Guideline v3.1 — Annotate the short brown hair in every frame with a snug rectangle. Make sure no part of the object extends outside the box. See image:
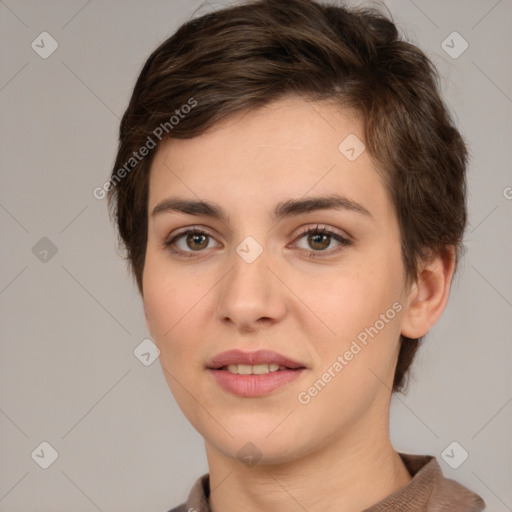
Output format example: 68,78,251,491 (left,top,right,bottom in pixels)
107,0,468,392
